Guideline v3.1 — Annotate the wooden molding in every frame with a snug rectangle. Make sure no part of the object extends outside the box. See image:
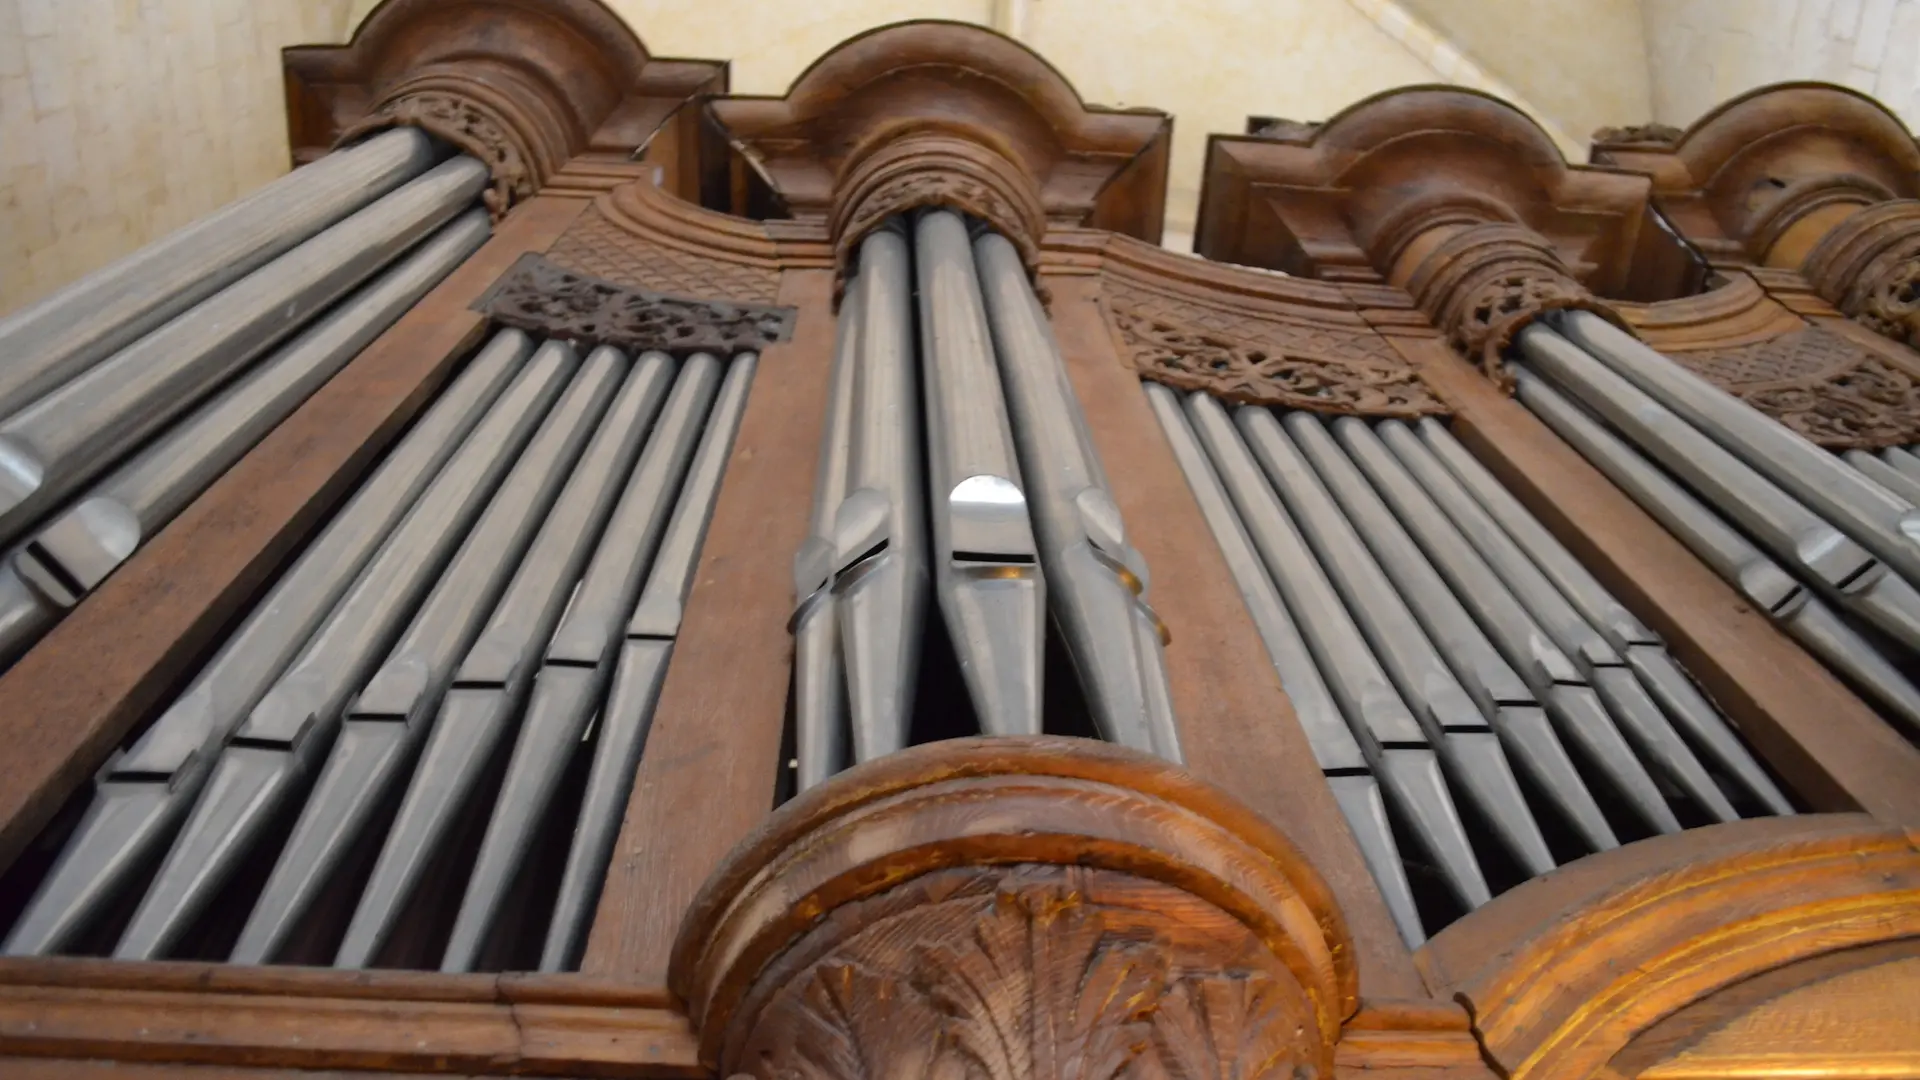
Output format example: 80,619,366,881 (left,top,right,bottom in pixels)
283,0,728,211
670,736,1355,1080
708,20,1172,262
1417,814,1920,1080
